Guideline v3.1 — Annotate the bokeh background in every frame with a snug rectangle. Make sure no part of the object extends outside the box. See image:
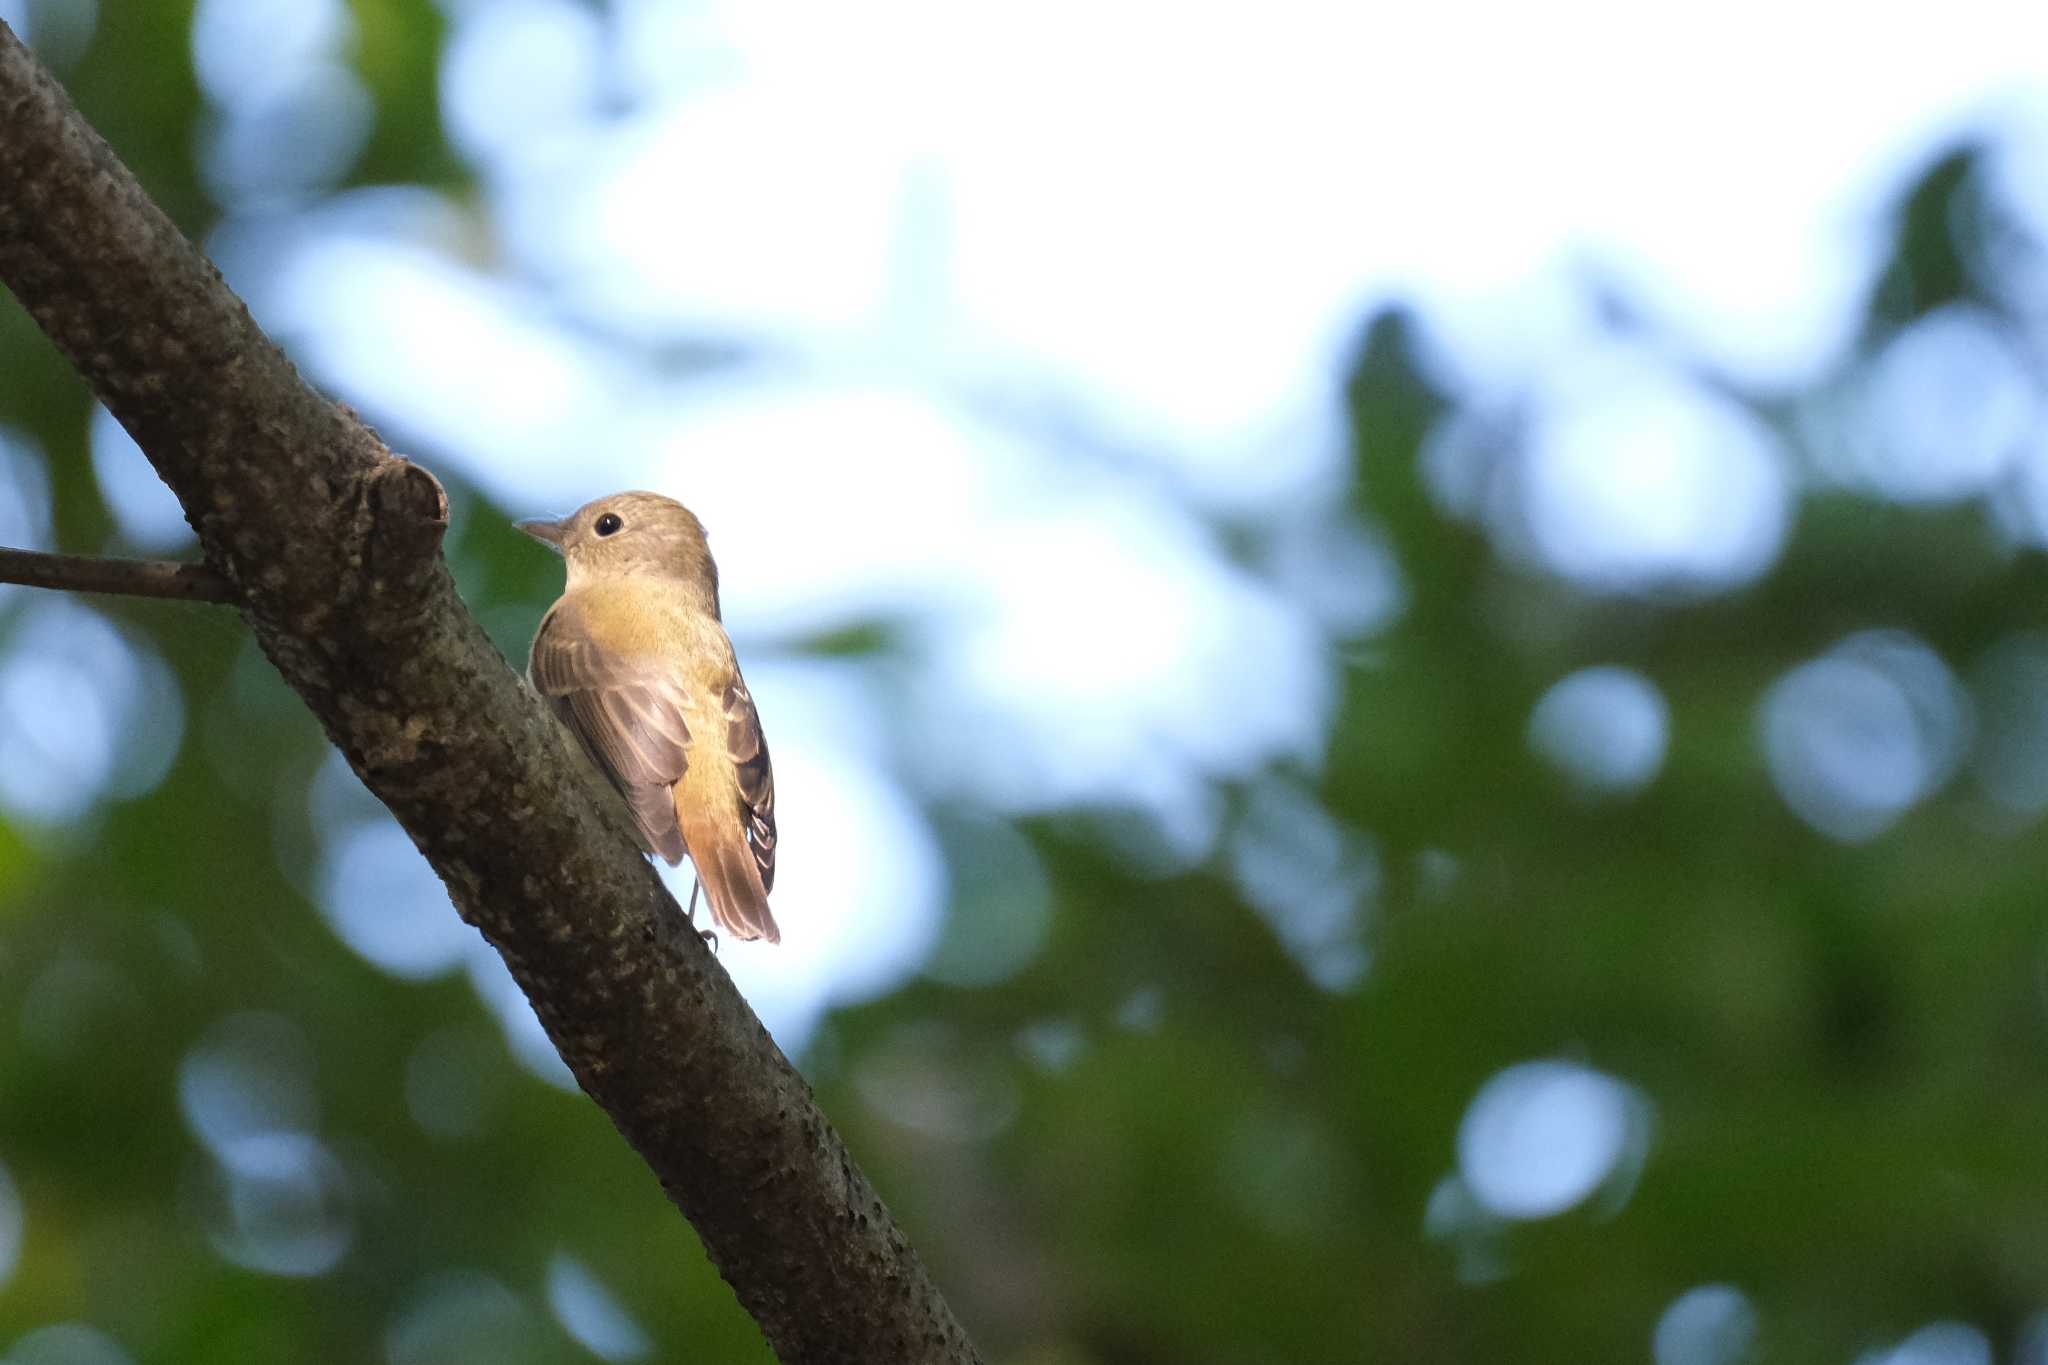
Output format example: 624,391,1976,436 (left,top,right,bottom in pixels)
7,1,2048,1361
